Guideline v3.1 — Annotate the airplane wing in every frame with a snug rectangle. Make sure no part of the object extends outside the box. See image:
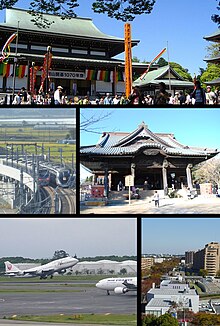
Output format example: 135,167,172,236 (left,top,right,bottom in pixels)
122,280,137,291
23,269,55,277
